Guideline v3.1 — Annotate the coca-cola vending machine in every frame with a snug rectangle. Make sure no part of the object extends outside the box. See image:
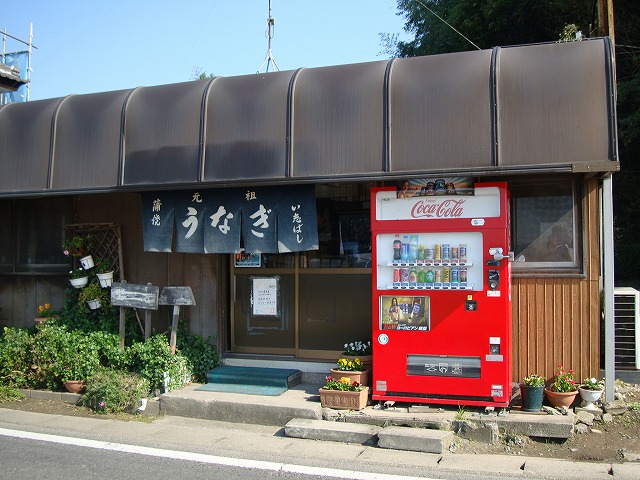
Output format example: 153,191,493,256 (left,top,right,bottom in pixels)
370,182,512,407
